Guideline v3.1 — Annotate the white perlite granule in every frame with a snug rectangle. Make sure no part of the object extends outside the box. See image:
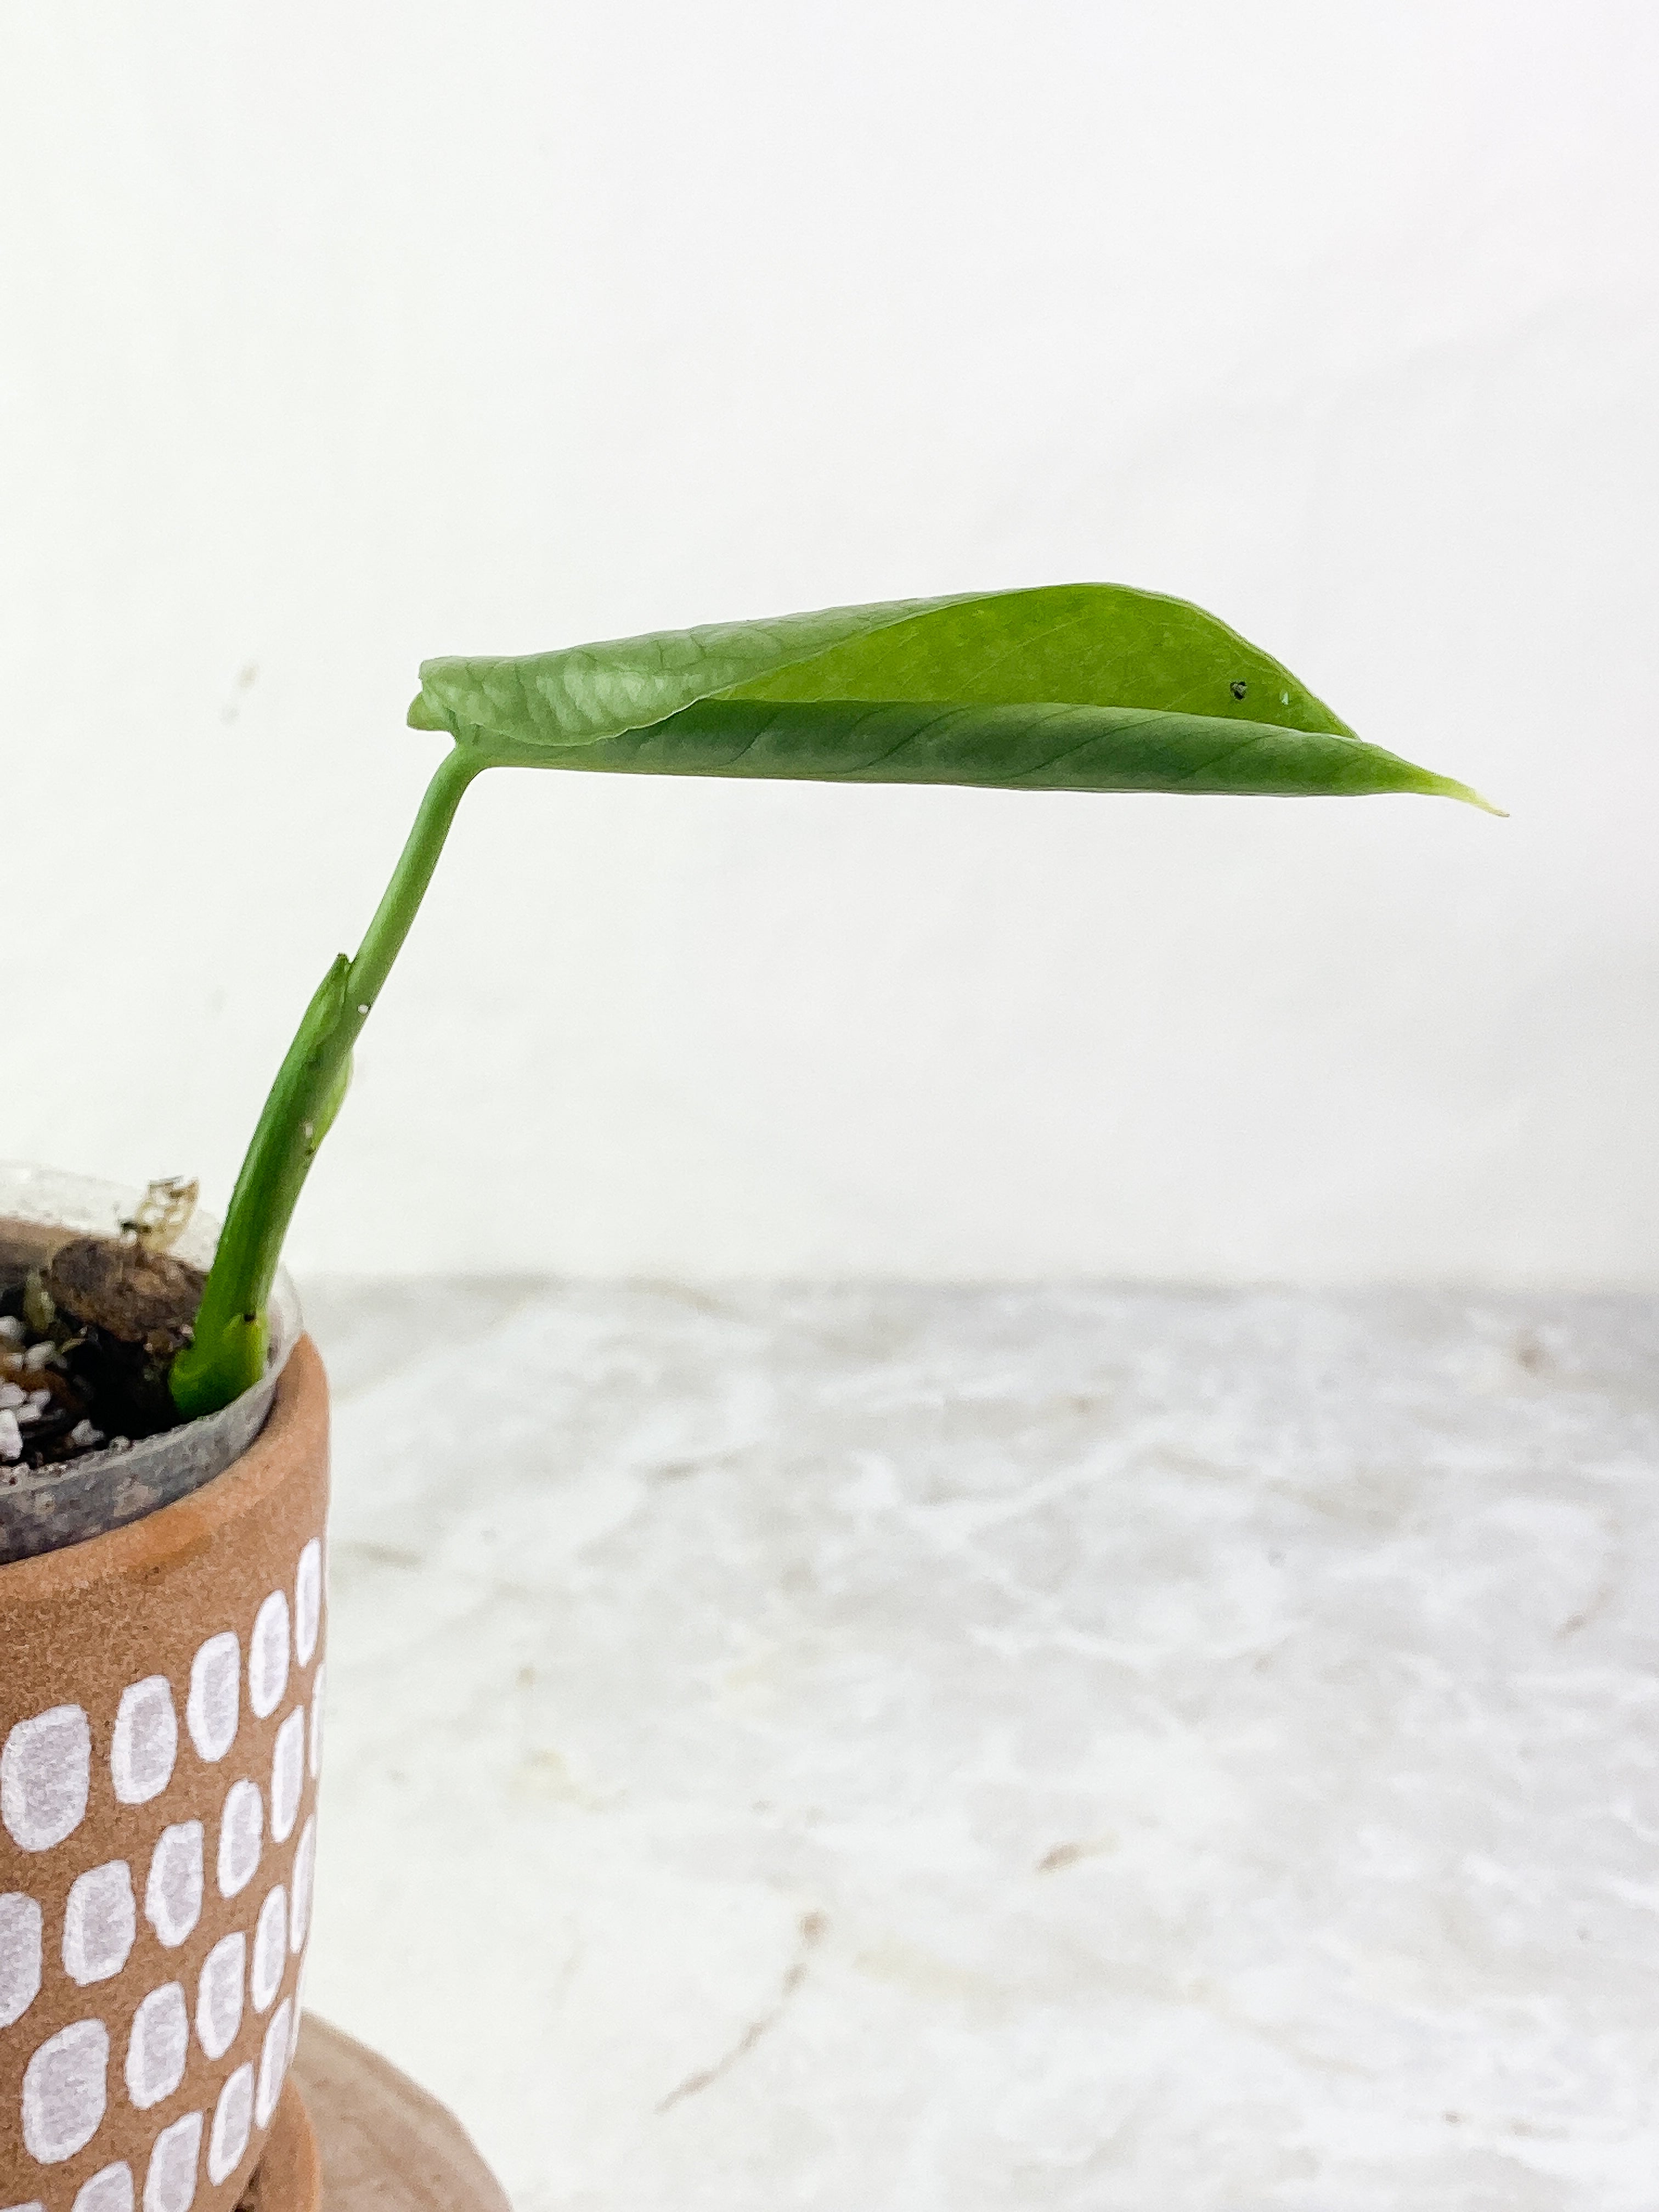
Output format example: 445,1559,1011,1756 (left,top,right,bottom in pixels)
0,1409,21,1462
